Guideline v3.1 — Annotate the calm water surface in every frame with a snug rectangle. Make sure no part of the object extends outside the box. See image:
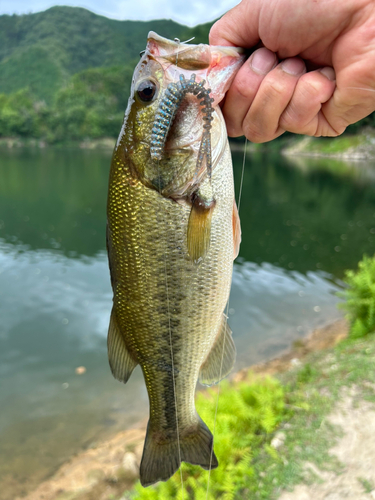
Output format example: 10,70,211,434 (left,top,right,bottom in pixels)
1,146,375,497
